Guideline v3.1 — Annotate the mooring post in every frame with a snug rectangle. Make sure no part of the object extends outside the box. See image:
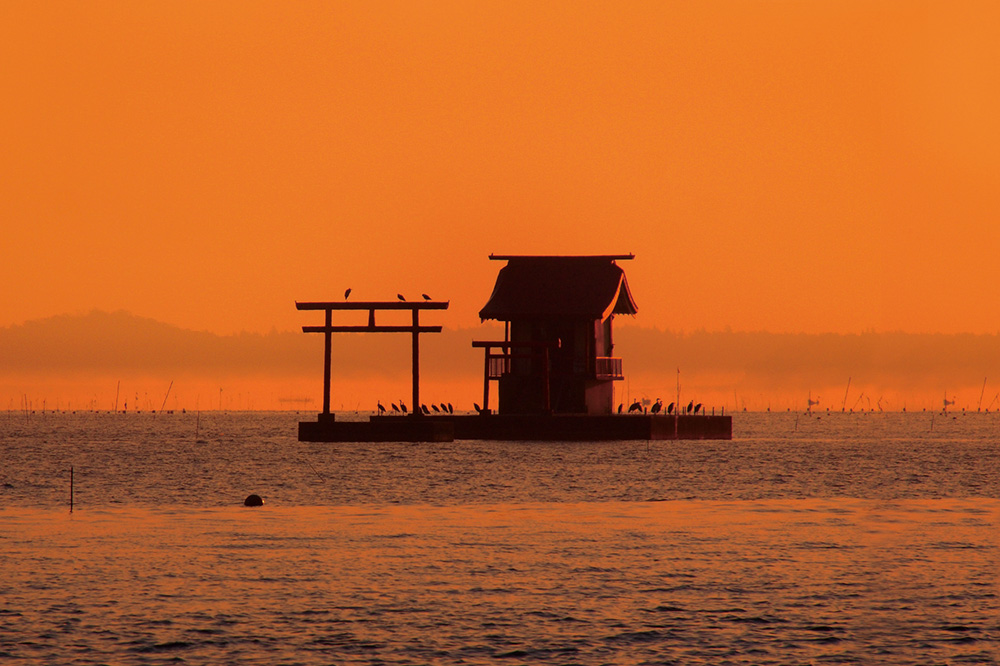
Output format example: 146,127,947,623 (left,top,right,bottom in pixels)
411,307,420,416
323,308,332,417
